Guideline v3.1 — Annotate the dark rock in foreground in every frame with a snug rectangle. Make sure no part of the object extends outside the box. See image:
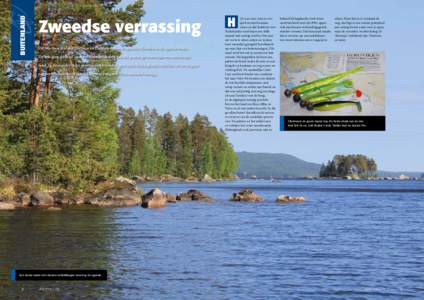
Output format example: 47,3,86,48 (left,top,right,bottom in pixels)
142,188,167,208
177,189,214,202
230,189,263,202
